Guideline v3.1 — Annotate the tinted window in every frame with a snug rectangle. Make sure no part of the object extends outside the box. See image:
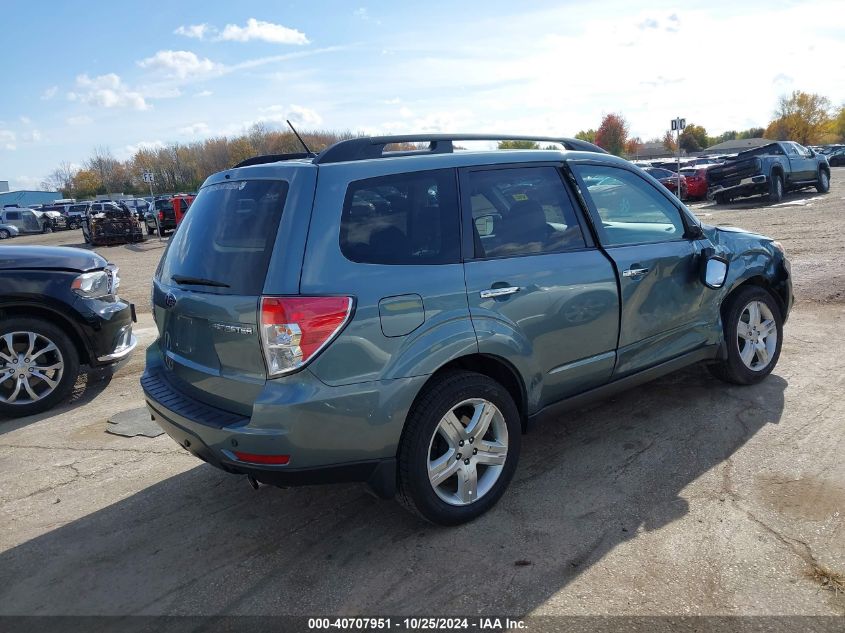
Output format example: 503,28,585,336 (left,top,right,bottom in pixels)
159,179,288,295
6,211,20,220
467,166,585,258
572,164,685,246
340,169,460,265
